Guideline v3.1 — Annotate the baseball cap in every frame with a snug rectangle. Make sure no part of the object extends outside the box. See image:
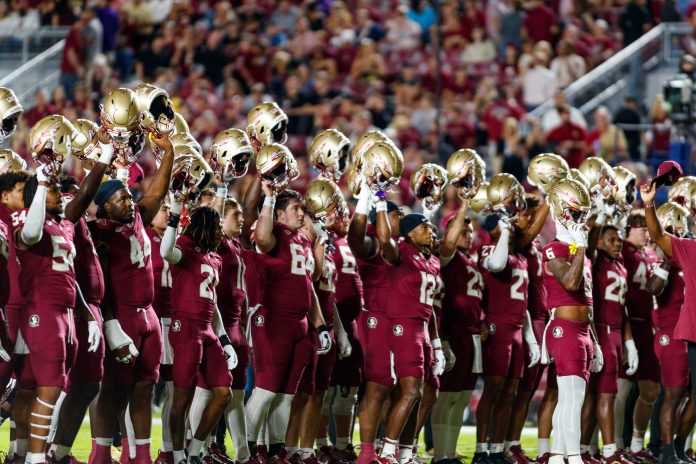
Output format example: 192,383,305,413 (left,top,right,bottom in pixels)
652,160,683,187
